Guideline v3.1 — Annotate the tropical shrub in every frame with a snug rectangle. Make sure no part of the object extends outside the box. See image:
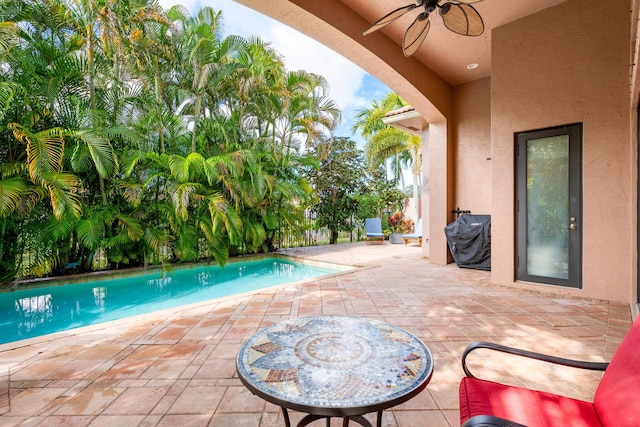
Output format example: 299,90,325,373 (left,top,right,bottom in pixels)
0,1,341,285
